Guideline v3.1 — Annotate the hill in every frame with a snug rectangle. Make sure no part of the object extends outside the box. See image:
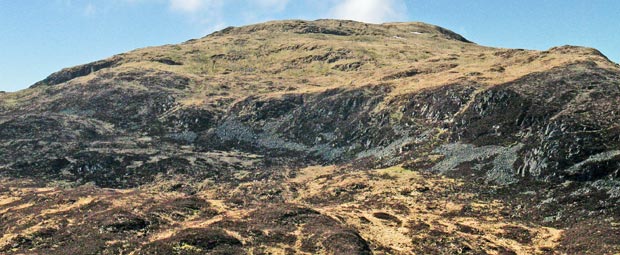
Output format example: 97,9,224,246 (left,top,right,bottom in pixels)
1,19,620,254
